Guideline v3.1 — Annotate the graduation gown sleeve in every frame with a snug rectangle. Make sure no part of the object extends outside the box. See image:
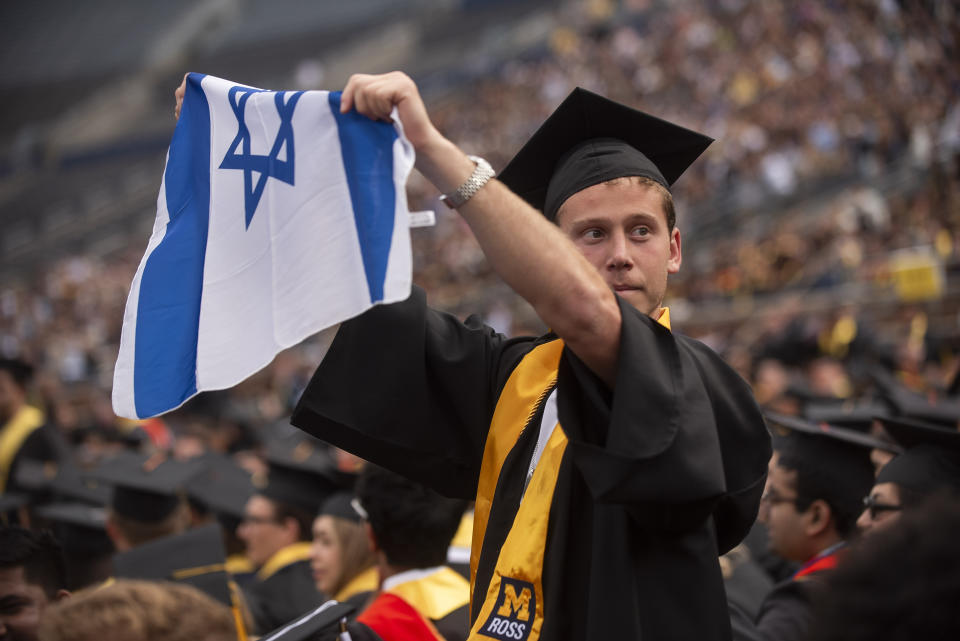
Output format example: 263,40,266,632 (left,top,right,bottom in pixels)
557,296,771,552
292,286,534,500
